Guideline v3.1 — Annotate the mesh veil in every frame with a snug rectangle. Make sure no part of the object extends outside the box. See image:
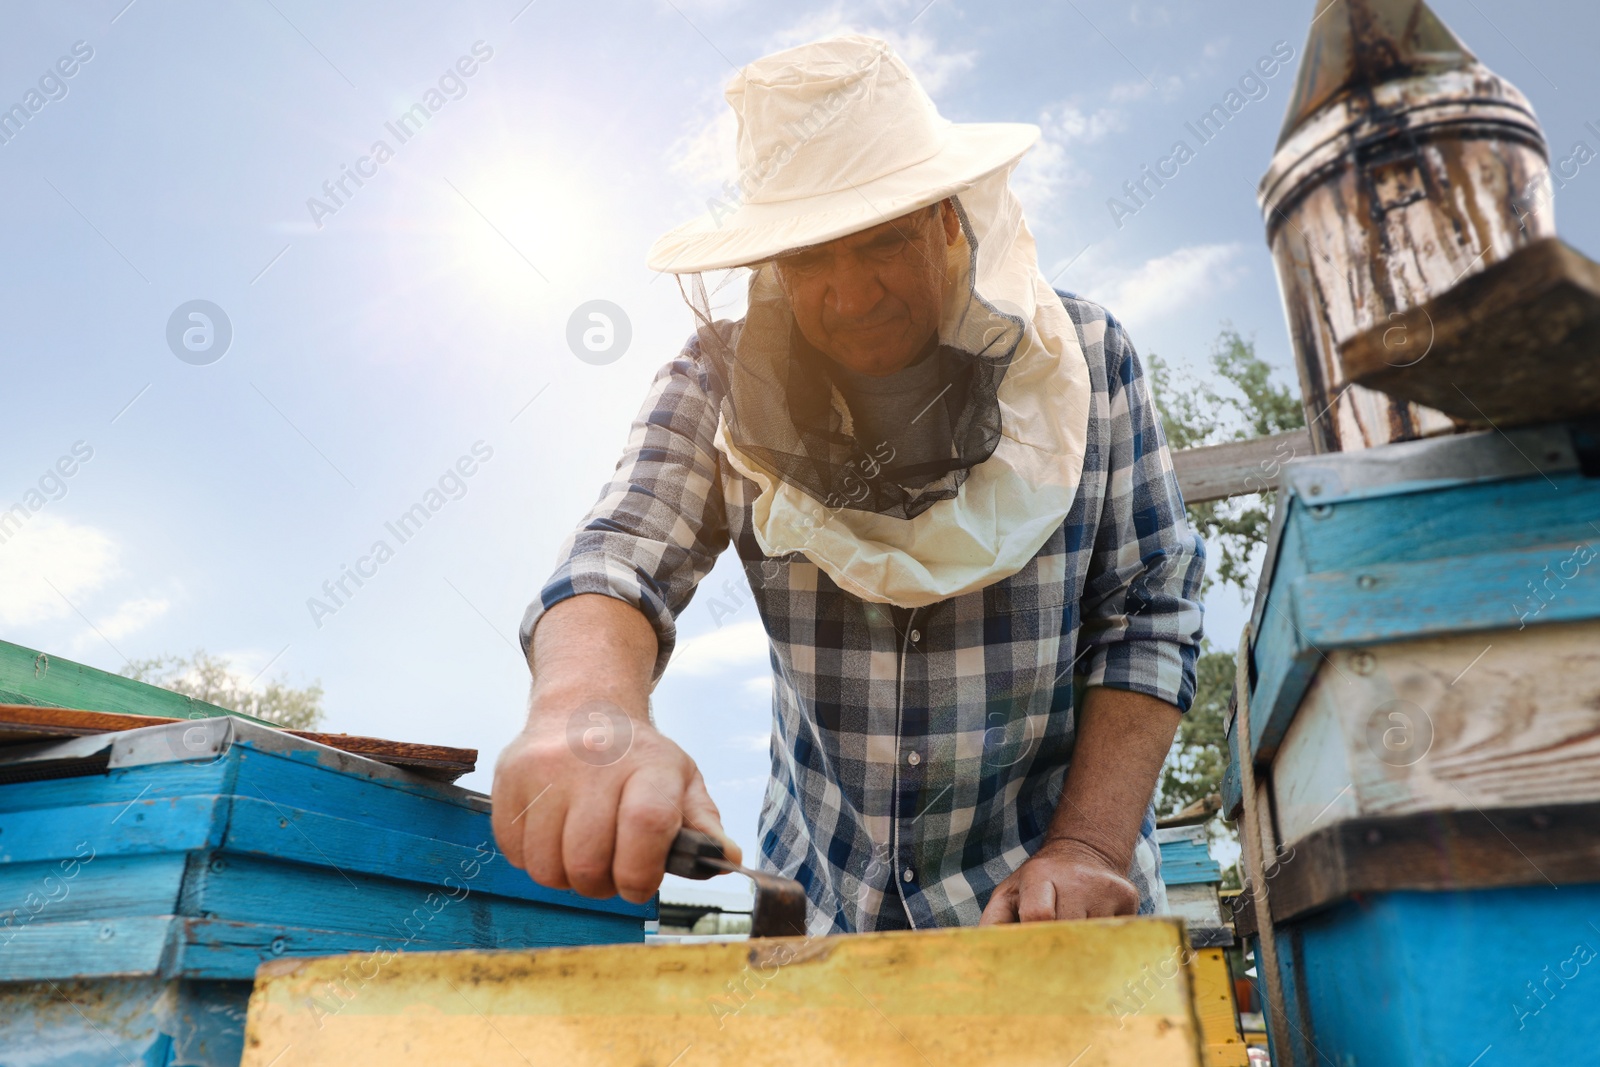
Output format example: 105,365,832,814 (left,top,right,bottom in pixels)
677,196,1025,521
